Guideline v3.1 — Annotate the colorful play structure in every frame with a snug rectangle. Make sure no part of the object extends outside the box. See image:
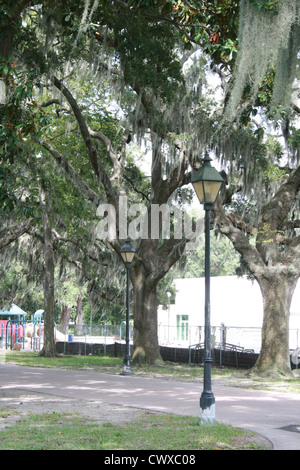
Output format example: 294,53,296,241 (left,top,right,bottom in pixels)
0,304,44,351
